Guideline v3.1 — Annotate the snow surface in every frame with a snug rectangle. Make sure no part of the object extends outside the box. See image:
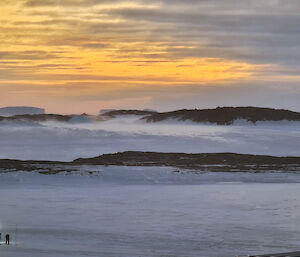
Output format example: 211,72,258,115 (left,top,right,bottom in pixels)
0,116,299,161
1,115,299,257
1,169,300,257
